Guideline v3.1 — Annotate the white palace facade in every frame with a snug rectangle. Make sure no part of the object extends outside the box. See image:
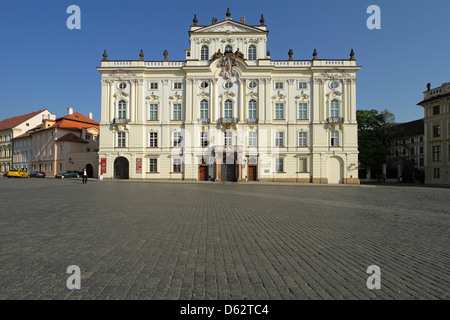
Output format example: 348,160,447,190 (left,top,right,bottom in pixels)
97,10,361,183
